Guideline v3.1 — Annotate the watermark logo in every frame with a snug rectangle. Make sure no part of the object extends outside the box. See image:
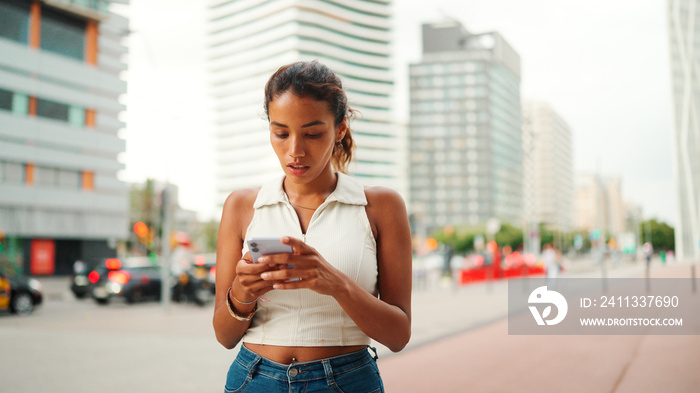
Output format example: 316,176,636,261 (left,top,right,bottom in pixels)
528,286,568,326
